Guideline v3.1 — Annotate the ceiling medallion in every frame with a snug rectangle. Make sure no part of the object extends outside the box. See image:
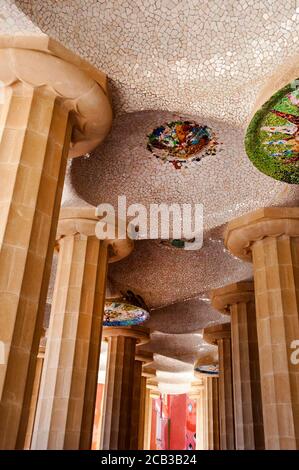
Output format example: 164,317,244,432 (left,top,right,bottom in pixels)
157,238,200,250
103,301,149,327
246,79,299,183
147,120,221,170
194,364,219,376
